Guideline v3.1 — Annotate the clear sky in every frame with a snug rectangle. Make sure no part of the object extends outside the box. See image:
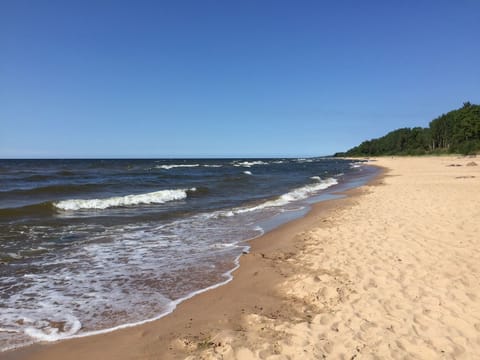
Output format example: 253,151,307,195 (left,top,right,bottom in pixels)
1,0,479,158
